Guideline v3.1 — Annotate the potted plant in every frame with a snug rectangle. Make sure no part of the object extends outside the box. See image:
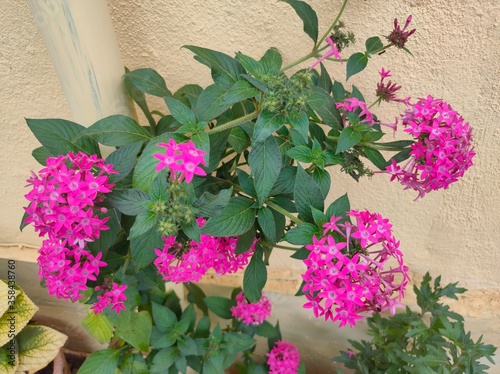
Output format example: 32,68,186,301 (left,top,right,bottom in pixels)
18,0,491,372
